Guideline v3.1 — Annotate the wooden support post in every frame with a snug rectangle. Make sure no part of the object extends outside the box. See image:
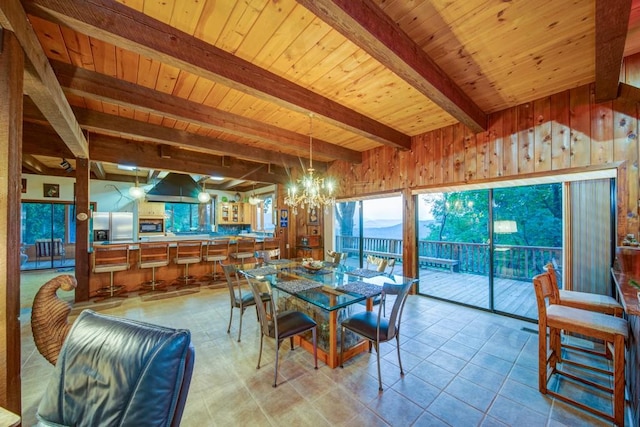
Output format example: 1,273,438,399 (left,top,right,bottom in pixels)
75,158,90,301
0,28,24,415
